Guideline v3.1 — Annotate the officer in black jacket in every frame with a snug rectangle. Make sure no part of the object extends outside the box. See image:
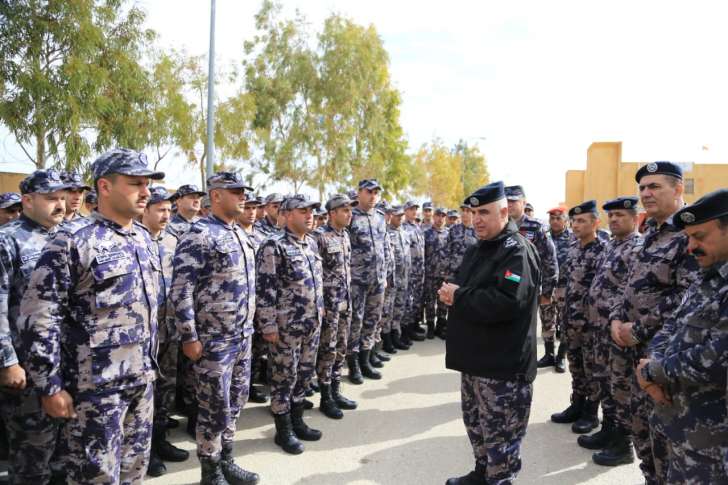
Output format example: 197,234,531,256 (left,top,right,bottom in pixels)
440,181,541,485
